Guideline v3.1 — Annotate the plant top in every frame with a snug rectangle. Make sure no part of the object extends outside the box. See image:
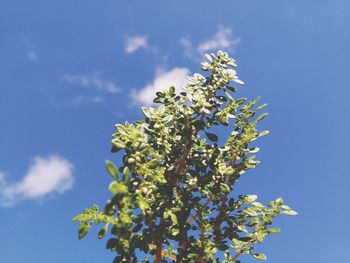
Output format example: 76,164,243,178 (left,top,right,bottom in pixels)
73,51,296,262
